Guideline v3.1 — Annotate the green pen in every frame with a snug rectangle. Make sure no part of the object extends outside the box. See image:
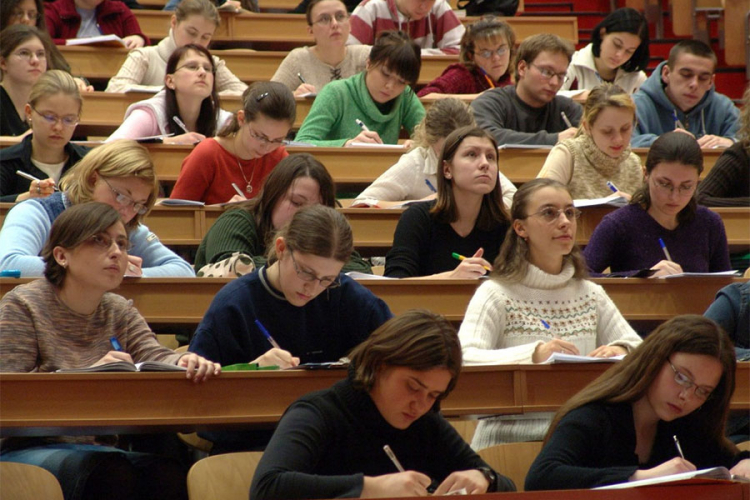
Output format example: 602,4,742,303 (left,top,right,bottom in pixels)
451,252,491,272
